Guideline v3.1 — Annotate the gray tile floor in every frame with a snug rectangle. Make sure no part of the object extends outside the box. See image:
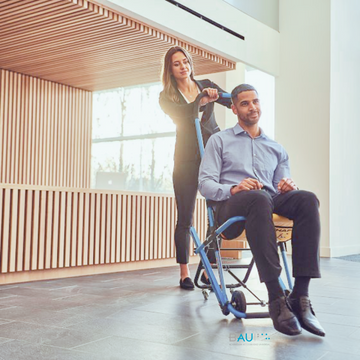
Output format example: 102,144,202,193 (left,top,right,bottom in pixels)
0,256,360,360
